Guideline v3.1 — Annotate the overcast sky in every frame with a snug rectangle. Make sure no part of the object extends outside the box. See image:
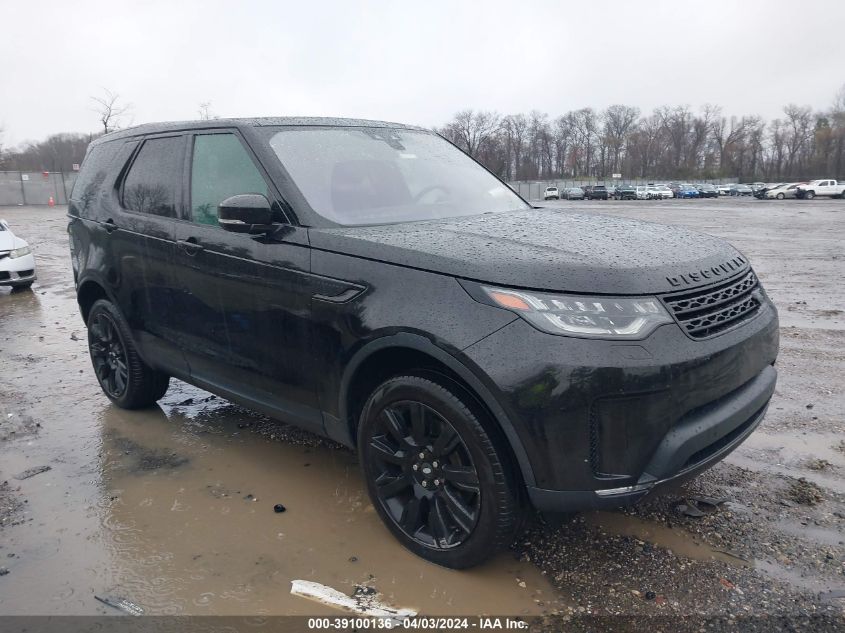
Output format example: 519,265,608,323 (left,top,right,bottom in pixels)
2,0,844,146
